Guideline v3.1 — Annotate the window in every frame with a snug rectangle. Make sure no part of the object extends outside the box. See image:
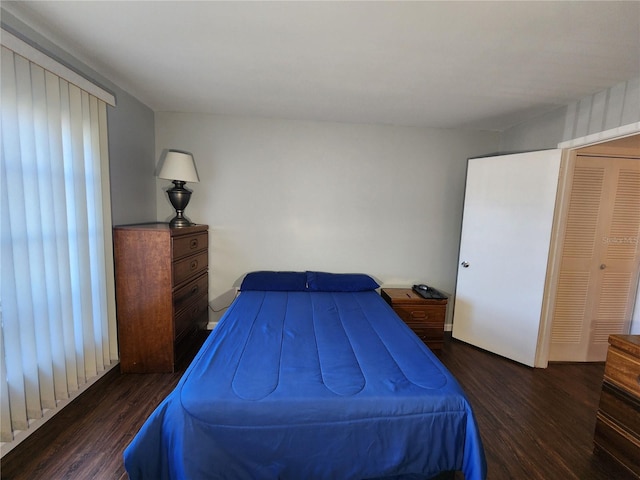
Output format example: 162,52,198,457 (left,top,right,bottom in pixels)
0,29,117,453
